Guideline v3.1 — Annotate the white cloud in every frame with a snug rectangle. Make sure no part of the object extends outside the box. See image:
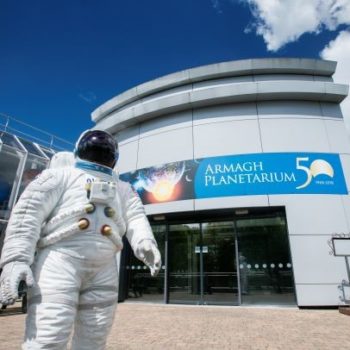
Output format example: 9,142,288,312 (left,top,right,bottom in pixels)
321,30,350,130
244,0,350,51
241,0,350,130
